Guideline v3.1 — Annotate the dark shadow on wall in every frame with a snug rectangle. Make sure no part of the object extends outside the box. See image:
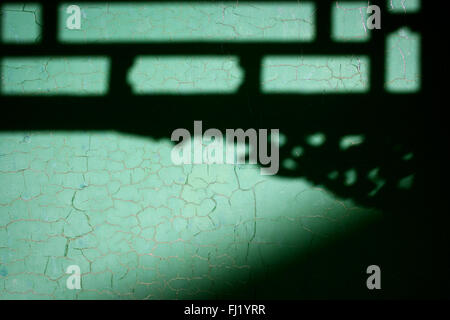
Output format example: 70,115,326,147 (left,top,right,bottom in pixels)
0,0,447,298
0,0,428,211
202,201,445,300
